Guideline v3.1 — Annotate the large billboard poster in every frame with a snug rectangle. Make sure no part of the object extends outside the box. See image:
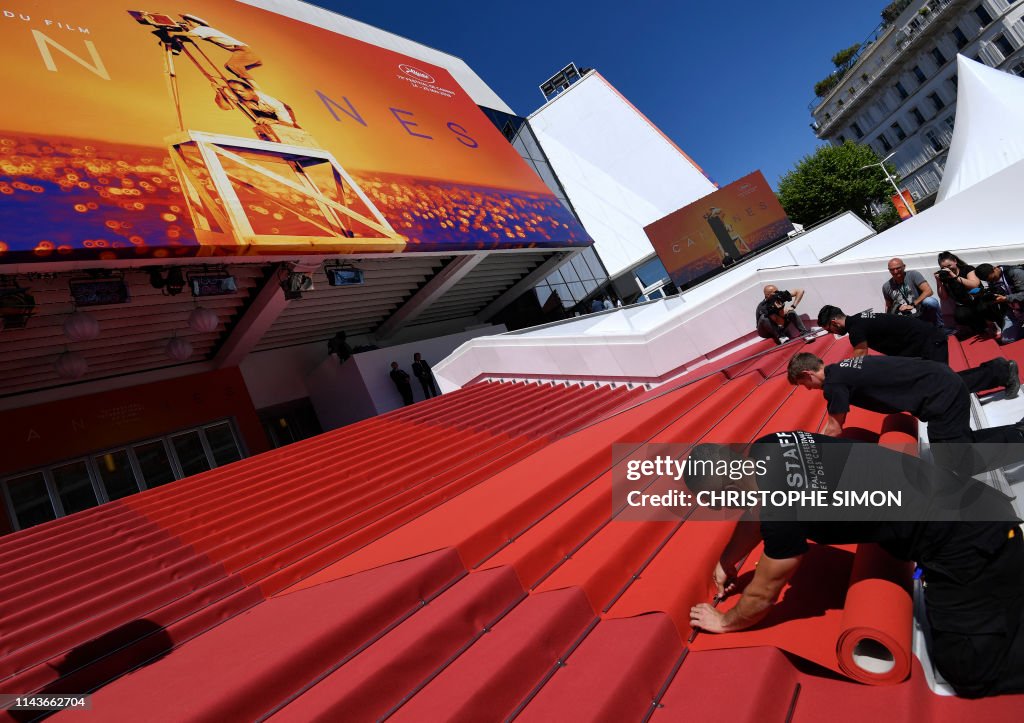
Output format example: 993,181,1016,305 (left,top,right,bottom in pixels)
0,1,591,262
644,170,794,287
